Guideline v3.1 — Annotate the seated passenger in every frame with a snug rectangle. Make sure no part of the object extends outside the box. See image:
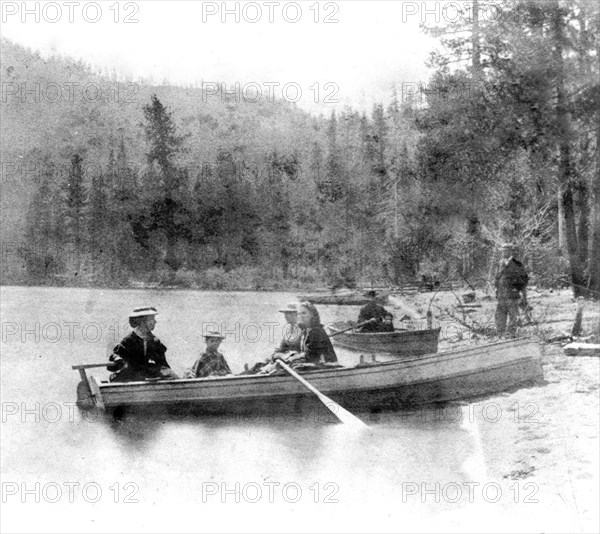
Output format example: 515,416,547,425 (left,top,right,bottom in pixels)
249,302,337,374
185,331,232,378
358,291,394,332
275,303,302,353
108,306,178,382
243,303,301,375
296,301,338,364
